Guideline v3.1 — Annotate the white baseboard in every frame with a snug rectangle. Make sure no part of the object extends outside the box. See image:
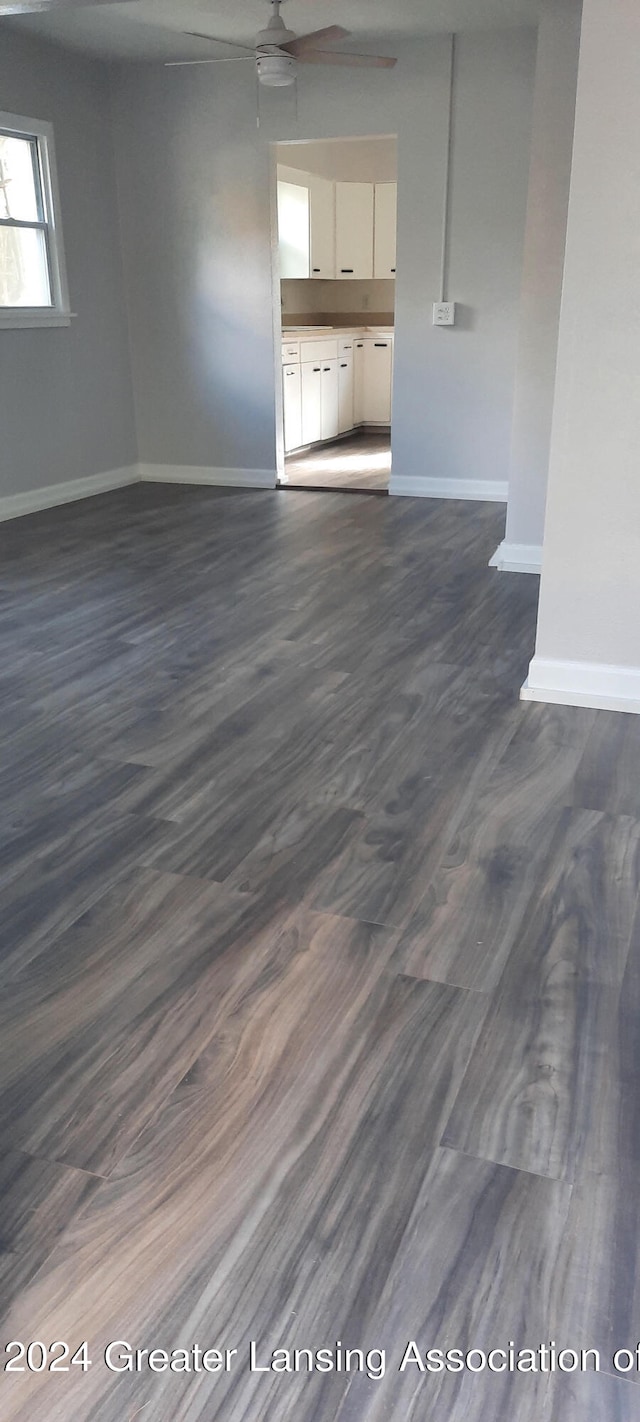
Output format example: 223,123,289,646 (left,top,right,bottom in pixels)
489,540,542,574
522,657,640,715
138,464,276,489
389,476,508,502
0,462,277,522
0,466,138,523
